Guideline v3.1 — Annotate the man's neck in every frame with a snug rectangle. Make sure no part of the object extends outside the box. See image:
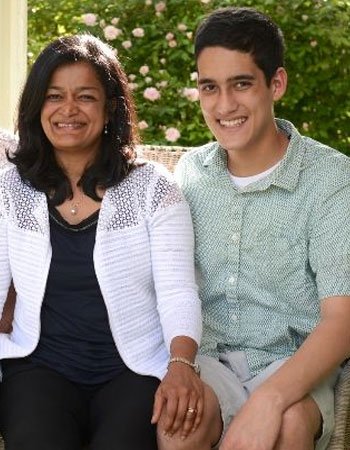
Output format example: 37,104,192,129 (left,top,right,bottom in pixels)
227,129,289,177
